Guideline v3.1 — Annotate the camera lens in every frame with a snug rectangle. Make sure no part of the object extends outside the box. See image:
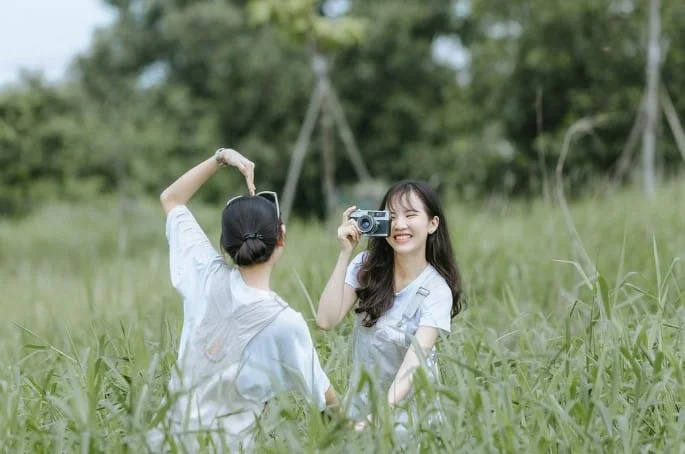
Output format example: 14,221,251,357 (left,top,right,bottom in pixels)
357,215,375,233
